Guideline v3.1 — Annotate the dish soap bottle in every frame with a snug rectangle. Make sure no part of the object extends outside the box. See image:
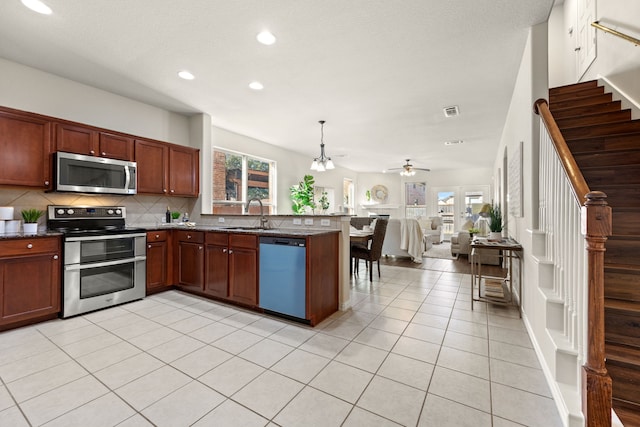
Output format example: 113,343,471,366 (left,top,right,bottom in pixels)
165,206,171,223
182,212,189,223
